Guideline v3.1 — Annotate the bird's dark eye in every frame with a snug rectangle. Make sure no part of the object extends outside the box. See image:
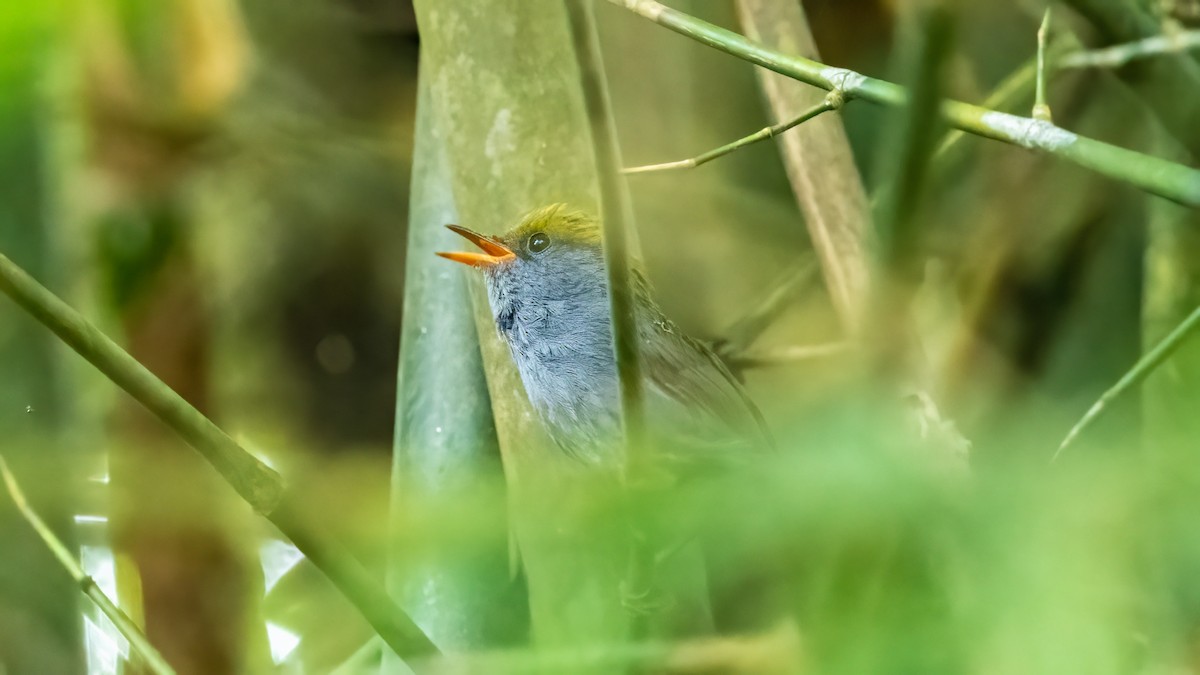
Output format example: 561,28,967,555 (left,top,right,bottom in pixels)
528,232,550,253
